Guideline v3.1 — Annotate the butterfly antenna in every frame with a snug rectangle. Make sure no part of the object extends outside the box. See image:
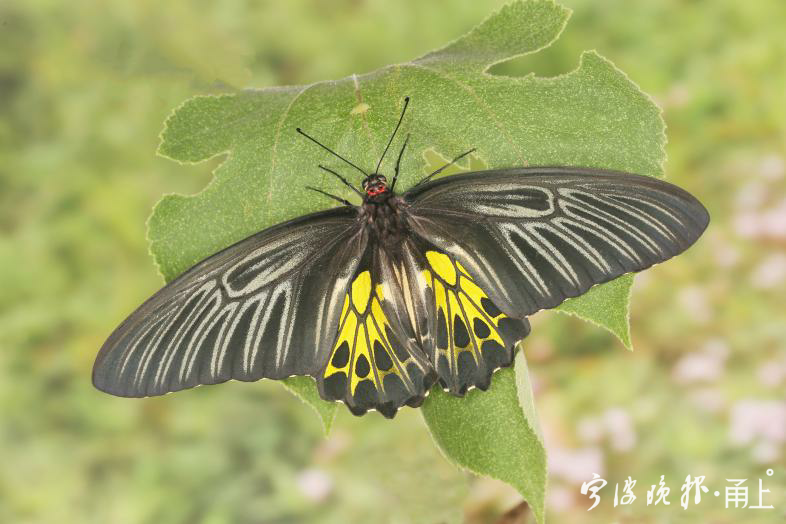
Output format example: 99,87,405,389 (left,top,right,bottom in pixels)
296,127,368,177
319,165,364,197
390,133,410,192
415,148,477,187
375,96,410,174
305,186,354,207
